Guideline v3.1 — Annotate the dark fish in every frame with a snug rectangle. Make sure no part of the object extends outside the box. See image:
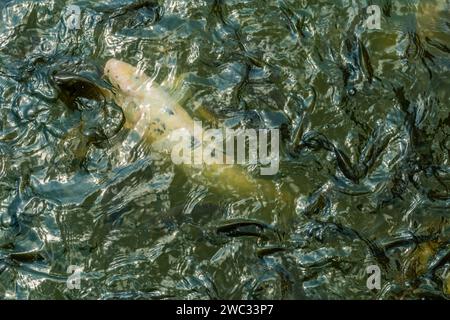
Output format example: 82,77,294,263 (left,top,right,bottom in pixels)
279,2,307,39
300,131,334,152
310,220,390,269
382,1,392,17
53,72,110,108
96,0,163,27
51,68,125,143
333,146,361,183
298,190,330,217
9,251,45,264
426,38,450,54
393,86,411,114
211,0,230,26
380,232,435,252
250,262,294,299
297,131,366,183
256,246,287,258
358,39,374,84
408,32,434,78
428,190,450,201
96,0,157,15
359,126,394,172
216,220,281,241
288,88,316,155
